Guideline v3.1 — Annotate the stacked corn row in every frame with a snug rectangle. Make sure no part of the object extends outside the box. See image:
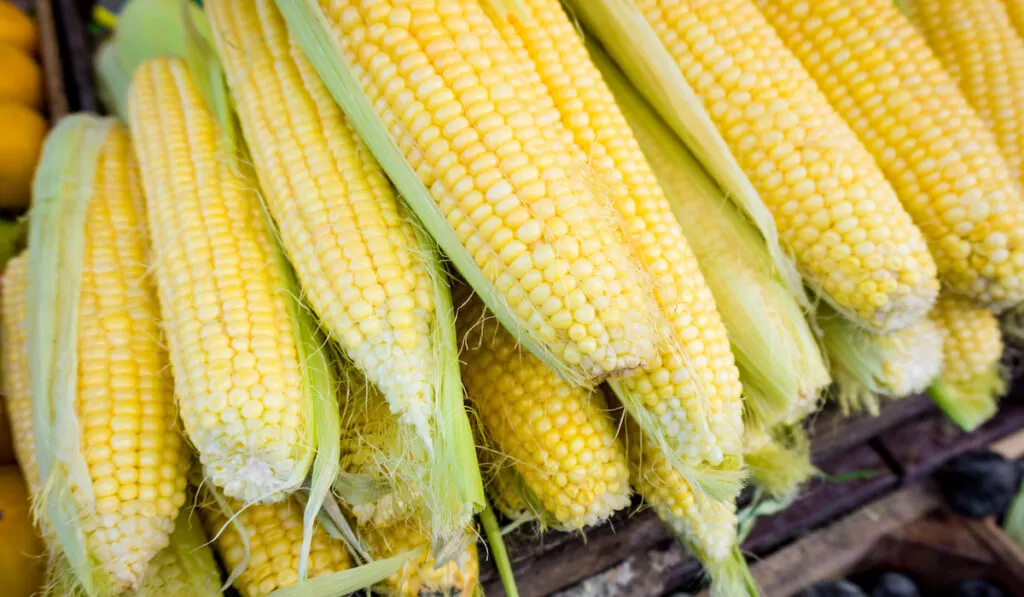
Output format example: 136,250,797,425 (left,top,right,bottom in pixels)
7,0,1024,595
